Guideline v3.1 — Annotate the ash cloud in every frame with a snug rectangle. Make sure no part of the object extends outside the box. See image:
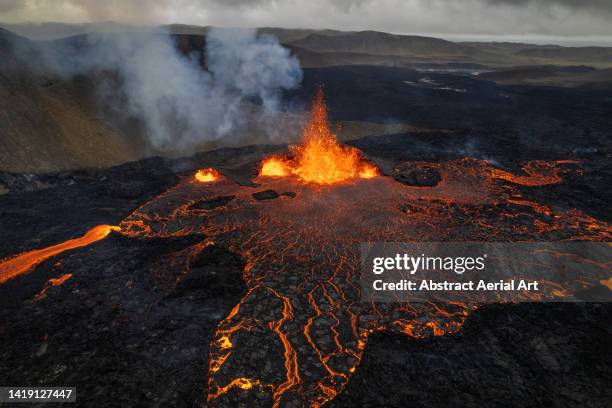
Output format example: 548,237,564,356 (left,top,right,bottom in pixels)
45,27,302,150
